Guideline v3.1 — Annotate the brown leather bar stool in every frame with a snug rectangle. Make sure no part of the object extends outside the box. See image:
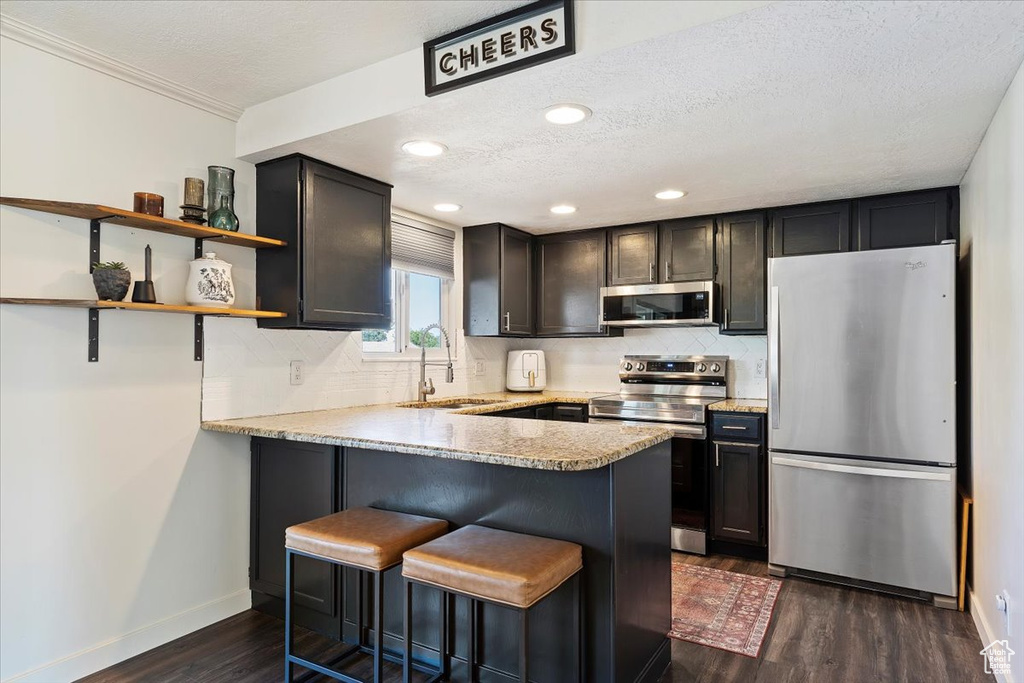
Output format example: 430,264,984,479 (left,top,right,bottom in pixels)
401,525,583,683
284,507,448,683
